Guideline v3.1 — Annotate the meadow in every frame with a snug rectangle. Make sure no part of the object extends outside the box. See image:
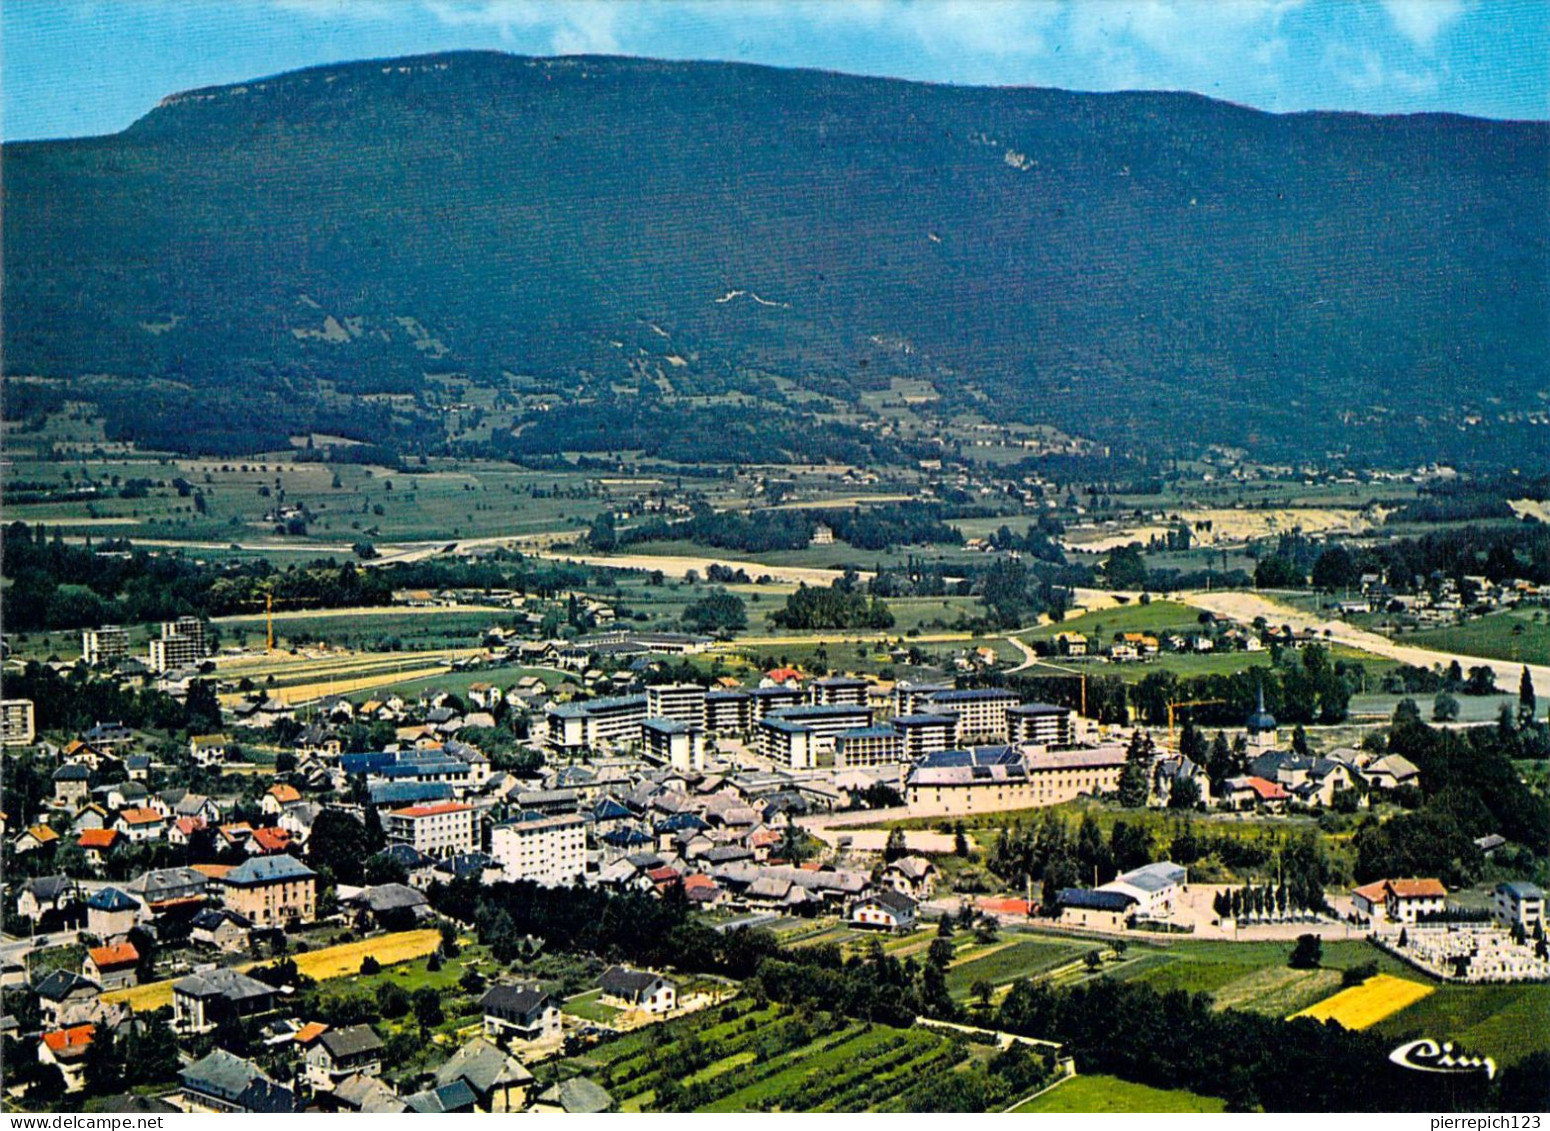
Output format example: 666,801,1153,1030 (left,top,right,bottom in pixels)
1012,1074,1225,1114
1409,609,1550,668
